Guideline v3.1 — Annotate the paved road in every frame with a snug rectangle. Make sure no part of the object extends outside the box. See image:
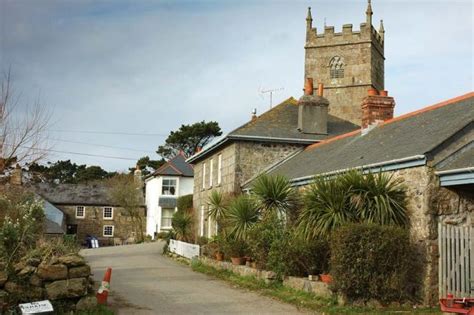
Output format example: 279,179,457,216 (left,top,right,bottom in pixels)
81,242,309,315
